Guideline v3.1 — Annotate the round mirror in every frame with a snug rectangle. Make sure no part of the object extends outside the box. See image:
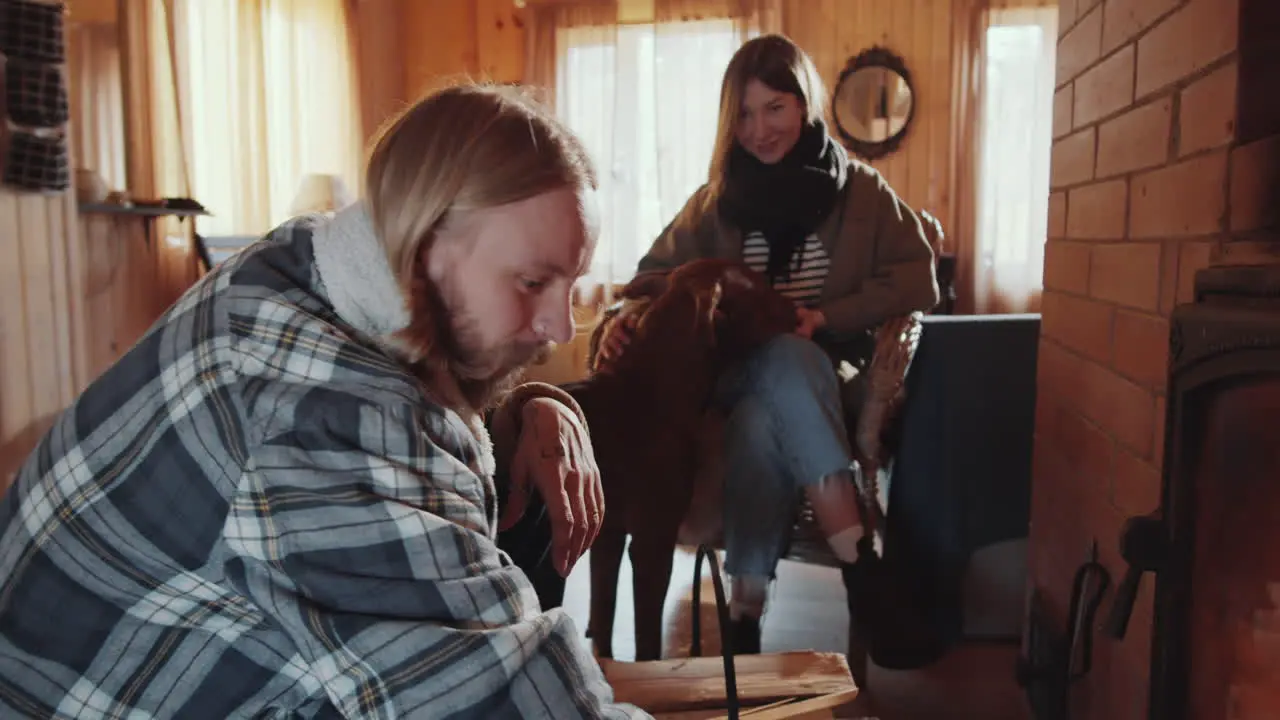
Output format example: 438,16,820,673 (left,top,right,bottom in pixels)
832,47,916,161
